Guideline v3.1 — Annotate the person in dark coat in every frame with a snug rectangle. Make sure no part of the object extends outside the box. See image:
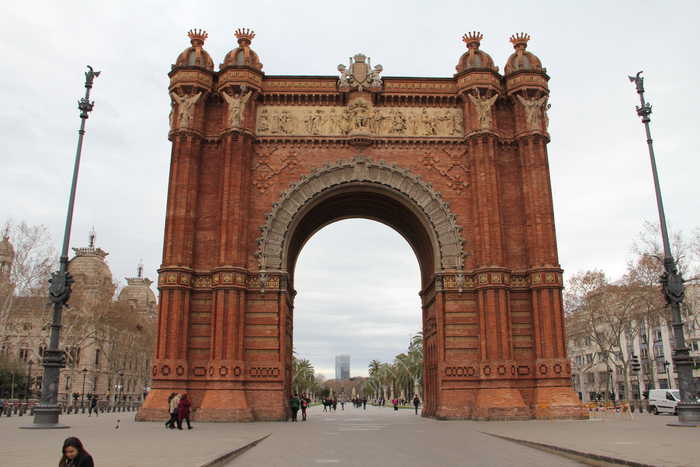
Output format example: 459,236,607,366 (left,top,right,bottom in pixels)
413,395,420,415
58,437,94,467
88,396,98,417
289,393,301,422
177,393,192,430
300,395,309,421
